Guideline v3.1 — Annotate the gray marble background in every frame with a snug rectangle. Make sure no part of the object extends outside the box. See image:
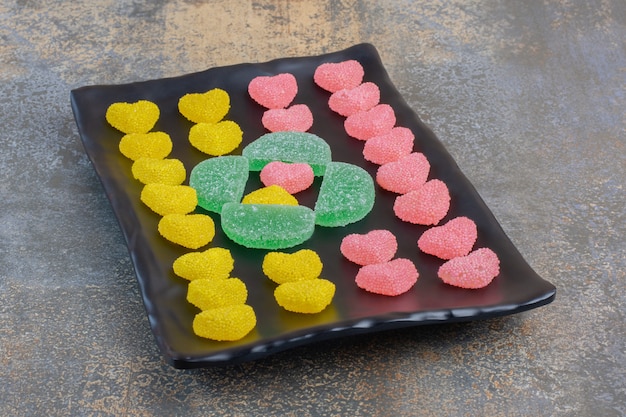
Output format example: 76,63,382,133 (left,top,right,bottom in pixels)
1,1,624,416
